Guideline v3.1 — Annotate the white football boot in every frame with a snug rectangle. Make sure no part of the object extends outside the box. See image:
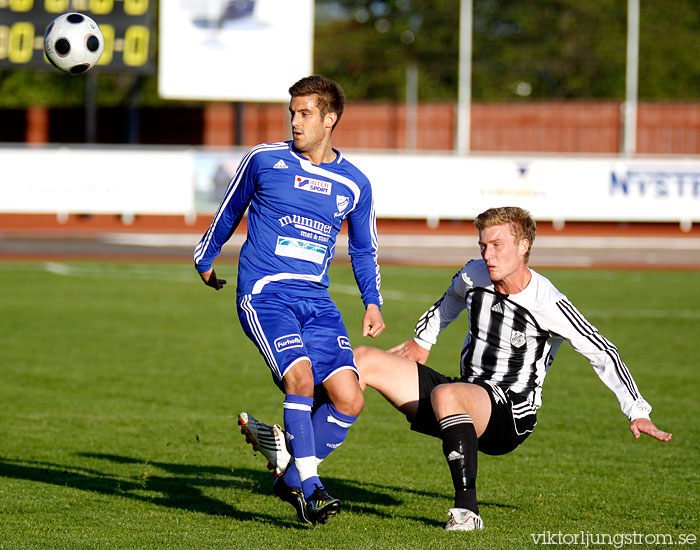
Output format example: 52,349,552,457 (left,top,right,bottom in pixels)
444,508,484,531
238,412,291,476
